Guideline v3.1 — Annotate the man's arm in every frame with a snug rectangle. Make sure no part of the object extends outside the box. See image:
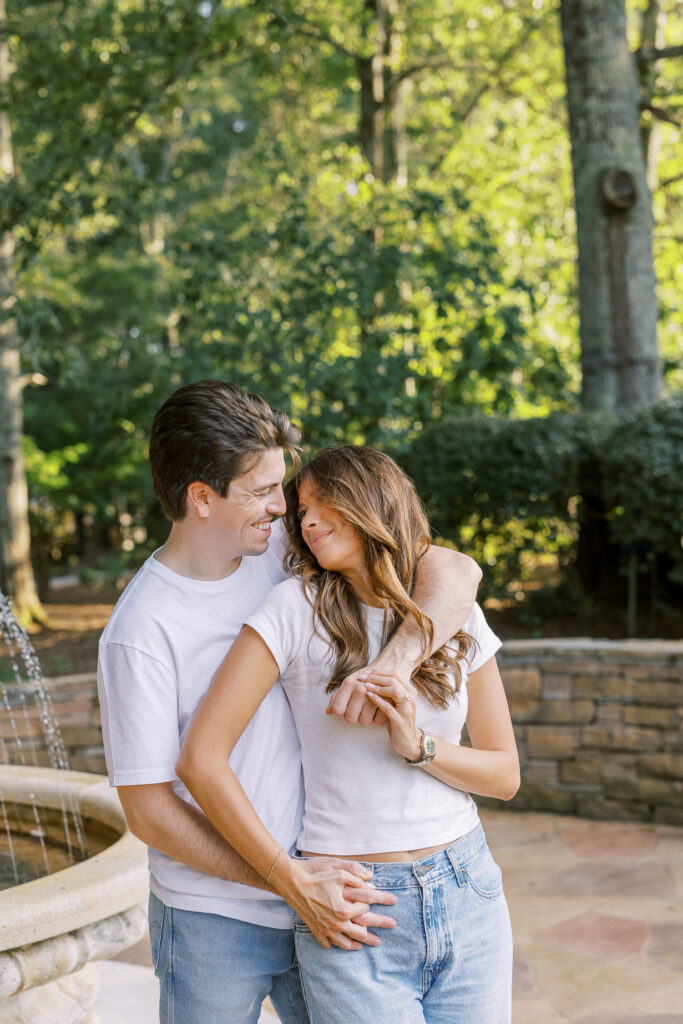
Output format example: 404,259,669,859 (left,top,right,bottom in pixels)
118,781,396,941
118,782,271,889
327,546,481,724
